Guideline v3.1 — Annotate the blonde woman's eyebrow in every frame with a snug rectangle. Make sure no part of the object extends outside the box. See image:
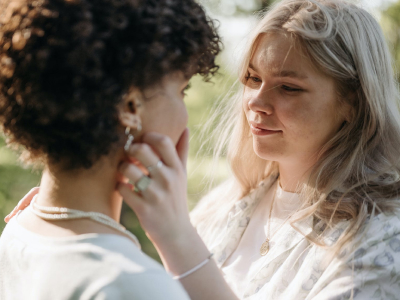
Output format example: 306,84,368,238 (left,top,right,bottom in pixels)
248,63,260,73
248,63,308,80
272,70,308,79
